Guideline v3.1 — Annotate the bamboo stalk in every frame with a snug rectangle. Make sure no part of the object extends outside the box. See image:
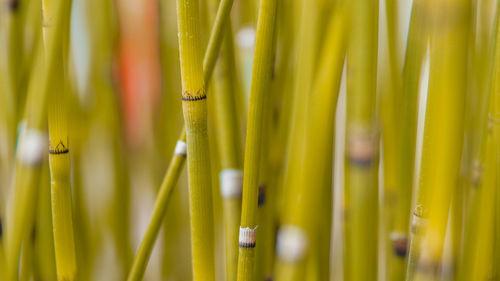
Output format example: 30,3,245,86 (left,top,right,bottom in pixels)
128,0,238,277
459,6,499,280
209,19,243,281
41,0,77,280
236,0,277,280
406,0,470,279
379,0,403,277
344,0,379,279
274,6,346,281
3,16,48,281
128,130,187,281
383,0,428,279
